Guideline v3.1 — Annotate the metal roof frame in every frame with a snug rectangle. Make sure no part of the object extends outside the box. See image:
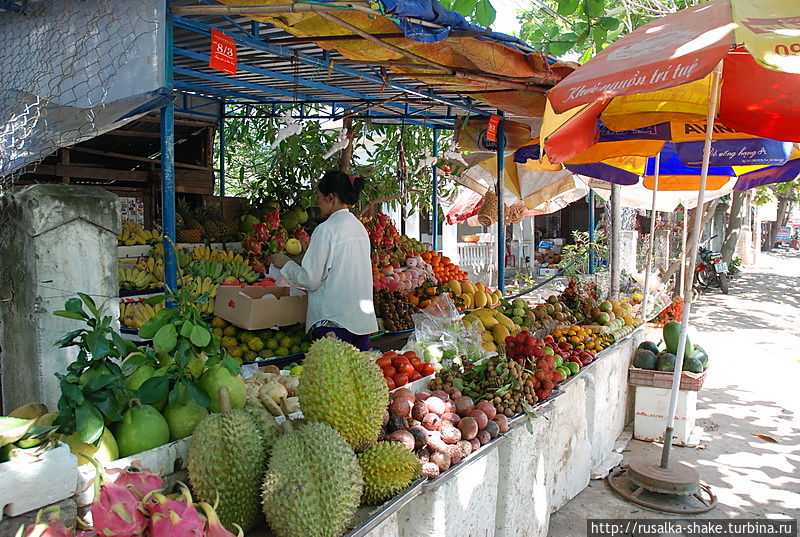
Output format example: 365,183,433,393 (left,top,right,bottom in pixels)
161,1,523,293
